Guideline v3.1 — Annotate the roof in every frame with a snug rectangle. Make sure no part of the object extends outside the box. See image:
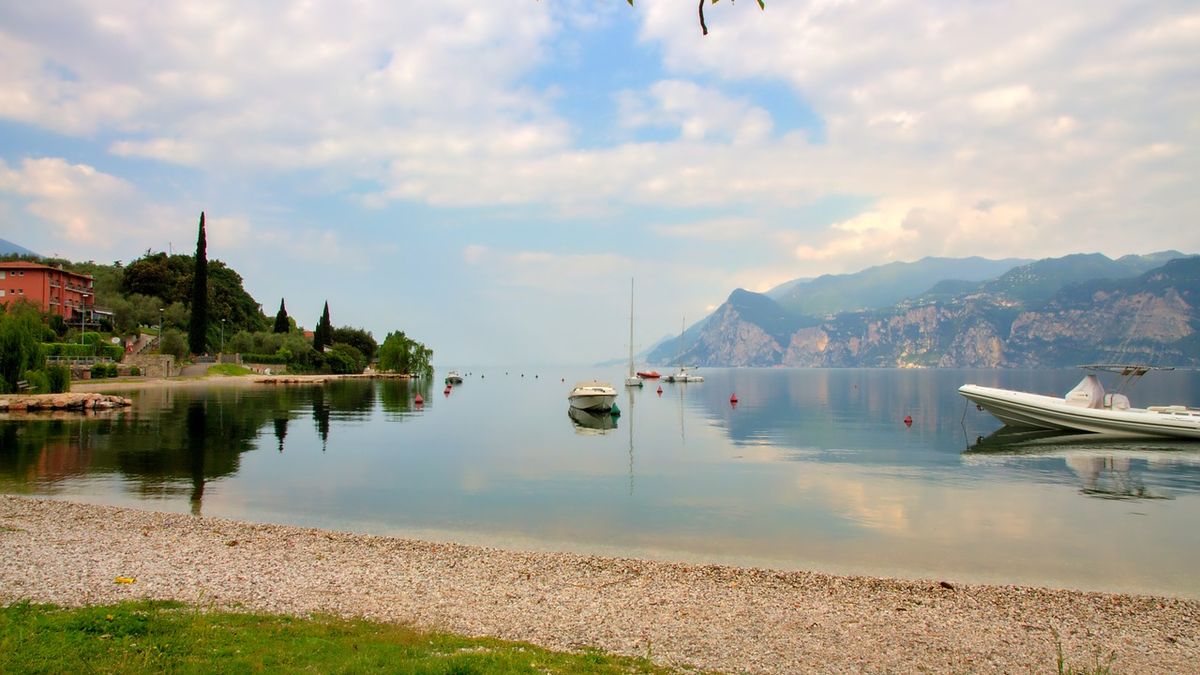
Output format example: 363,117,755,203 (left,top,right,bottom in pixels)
0,261,93,279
